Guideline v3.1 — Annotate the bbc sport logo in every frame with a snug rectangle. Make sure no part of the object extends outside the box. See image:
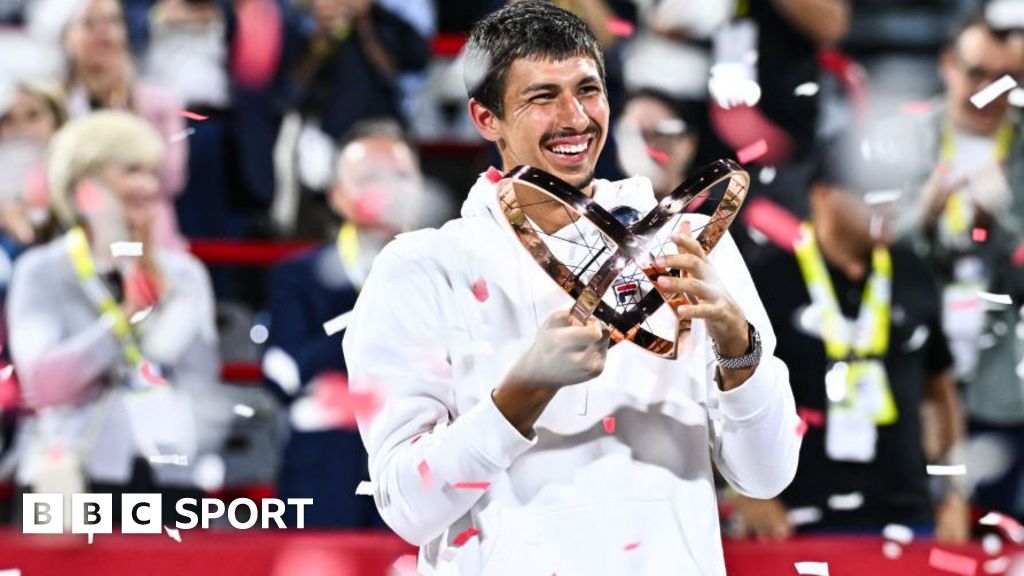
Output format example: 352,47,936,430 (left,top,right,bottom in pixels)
23,494,314,539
